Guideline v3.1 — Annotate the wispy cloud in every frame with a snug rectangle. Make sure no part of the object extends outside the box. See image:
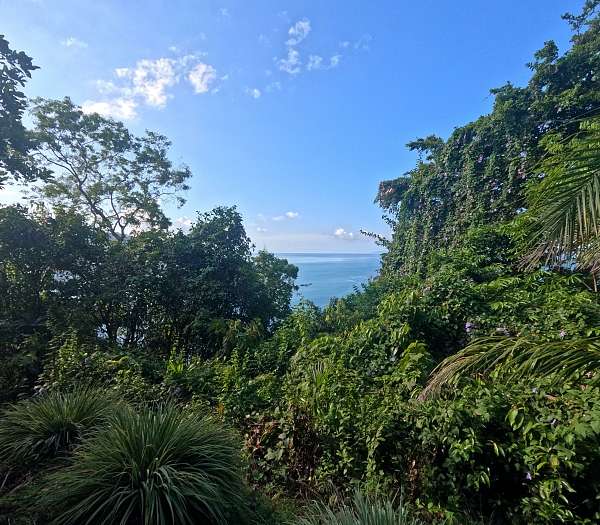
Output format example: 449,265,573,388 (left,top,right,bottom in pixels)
307,54,341,71
354,33,373,51
306,55,323,71
334,228,356,240
83,54,218,120
172,216,194,231
115,58,180,107
273,211,300,221
278,48,301,75
188,63,217,93
219,7,230,17
256,226,268,233
274,17,350,80
81,98,138,120
246,87,262,99
265,81,282,93
286,18,311,46
61,36,87,48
